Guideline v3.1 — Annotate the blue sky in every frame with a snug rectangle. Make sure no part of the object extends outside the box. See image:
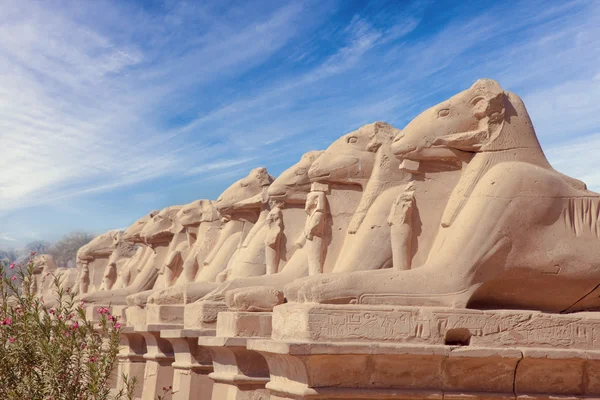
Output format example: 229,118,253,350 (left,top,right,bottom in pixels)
1,0,599,248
